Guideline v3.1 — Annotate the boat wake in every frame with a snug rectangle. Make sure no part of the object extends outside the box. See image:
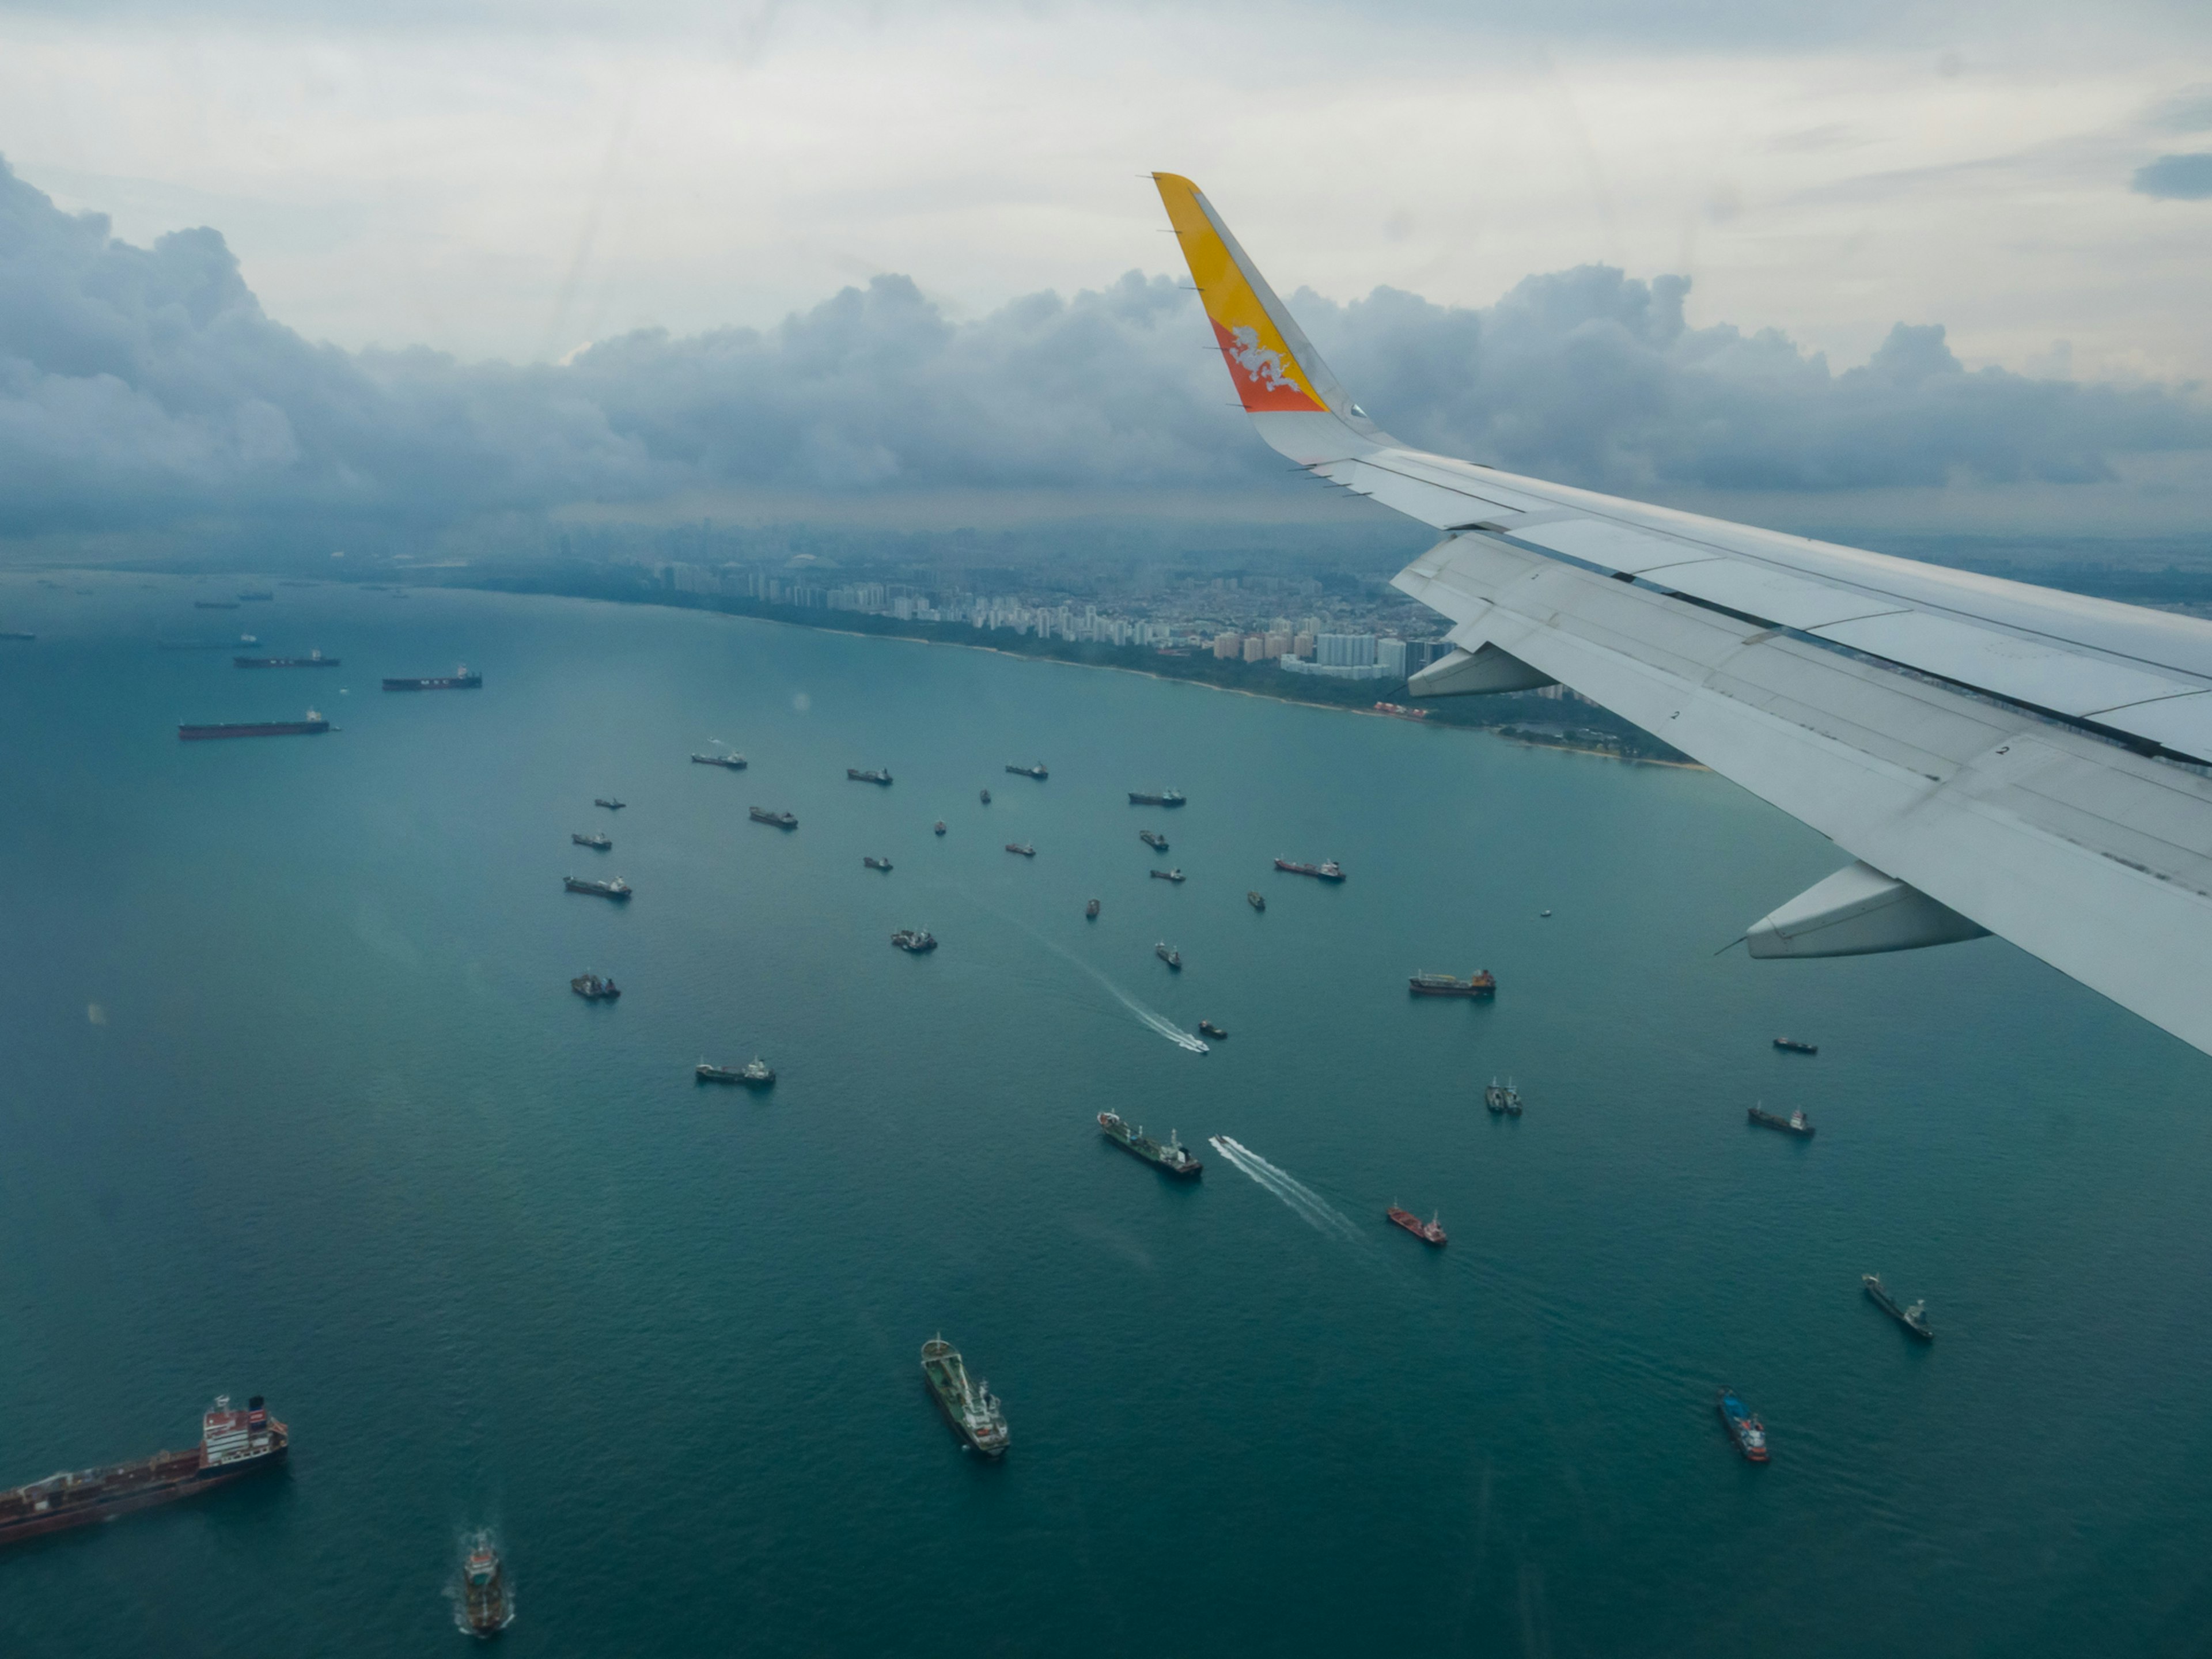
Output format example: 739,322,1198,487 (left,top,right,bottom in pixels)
1208,1136,1361,1239
972,899,1208,1053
